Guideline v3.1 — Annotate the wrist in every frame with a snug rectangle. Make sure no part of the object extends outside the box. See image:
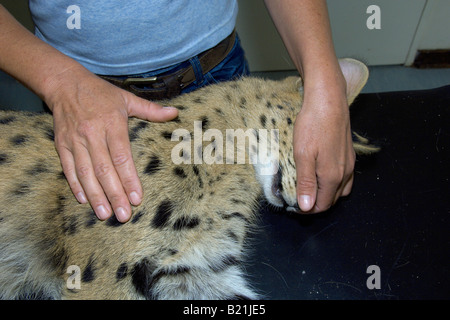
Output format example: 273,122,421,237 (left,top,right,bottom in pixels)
302,59,346,89
303,76,347,105
300,71,349,116
42,62,93,110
